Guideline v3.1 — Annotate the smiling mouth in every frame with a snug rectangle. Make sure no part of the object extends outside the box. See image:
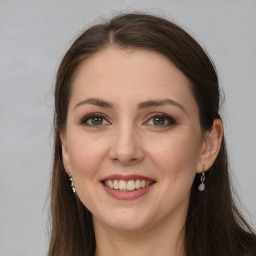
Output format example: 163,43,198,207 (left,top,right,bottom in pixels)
103,179,155,192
